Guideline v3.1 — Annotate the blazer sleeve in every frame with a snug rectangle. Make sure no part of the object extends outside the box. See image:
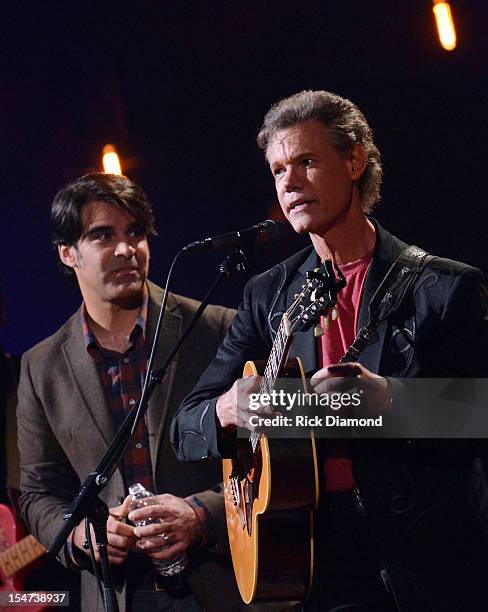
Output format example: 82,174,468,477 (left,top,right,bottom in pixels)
171,275,272,462
383,265,488,437
17,353,81,567
429,265,488,377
